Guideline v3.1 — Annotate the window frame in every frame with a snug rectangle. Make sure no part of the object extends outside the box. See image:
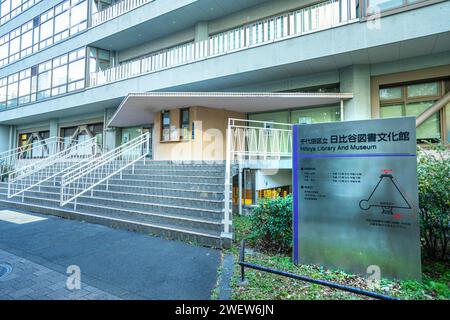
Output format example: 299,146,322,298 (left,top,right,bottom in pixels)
379,79,447,142
0,47,86,111
0,0,87,68
161,111,171,142
180,108,190,141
